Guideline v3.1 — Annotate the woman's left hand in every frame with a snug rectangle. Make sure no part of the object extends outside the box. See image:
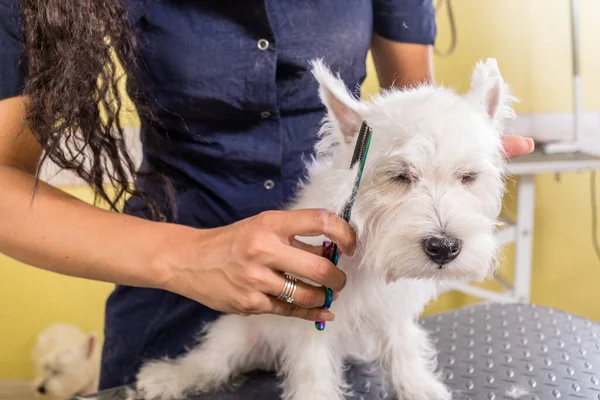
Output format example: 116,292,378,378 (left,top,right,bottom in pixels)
502,136,535,159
